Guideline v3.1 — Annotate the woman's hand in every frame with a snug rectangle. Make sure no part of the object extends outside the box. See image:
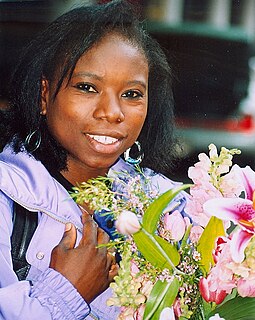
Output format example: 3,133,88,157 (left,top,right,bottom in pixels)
50,213,118,303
